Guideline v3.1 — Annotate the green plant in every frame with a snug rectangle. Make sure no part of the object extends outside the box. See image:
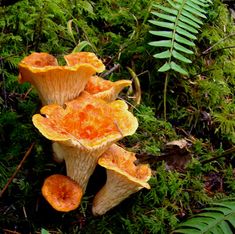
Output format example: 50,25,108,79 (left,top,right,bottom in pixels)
173,199,235,233
213,103,235,143
148,0,212,119
41,228,50,234
1,0,235,233
149,0,212,74
127,104,177,154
